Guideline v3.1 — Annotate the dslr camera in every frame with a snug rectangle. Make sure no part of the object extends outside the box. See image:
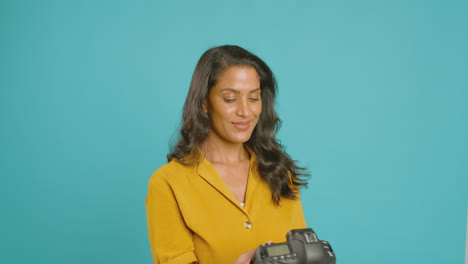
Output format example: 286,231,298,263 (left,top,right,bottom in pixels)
252,228,335,264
